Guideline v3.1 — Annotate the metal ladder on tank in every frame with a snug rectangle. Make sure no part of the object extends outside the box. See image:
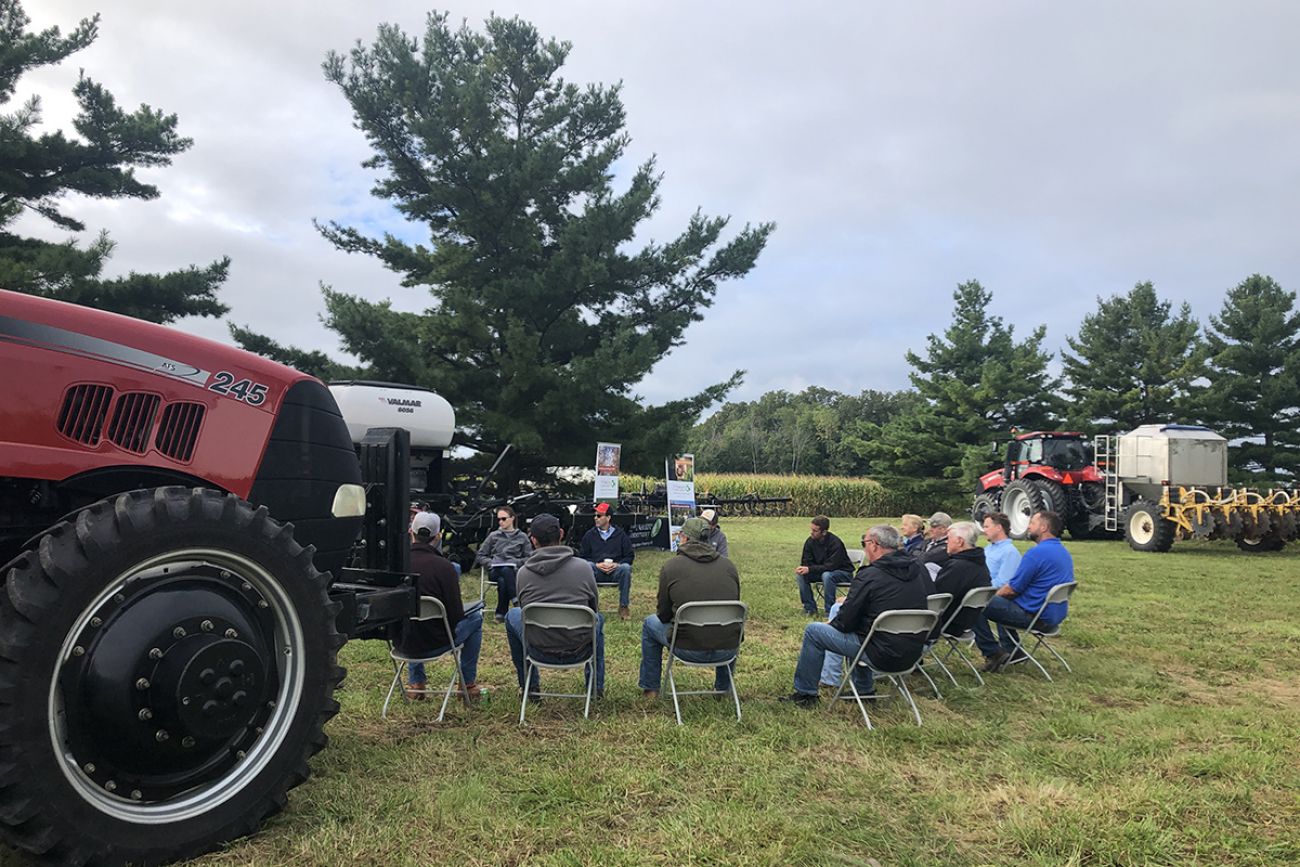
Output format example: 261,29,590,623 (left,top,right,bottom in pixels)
1094,434,1119,532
